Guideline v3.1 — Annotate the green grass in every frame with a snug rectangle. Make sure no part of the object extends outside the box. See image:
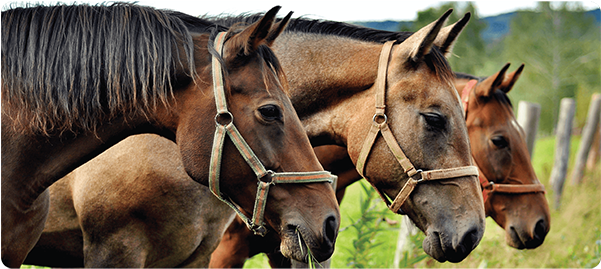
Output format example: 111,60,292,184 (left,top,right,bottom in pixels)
24,135,601,269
